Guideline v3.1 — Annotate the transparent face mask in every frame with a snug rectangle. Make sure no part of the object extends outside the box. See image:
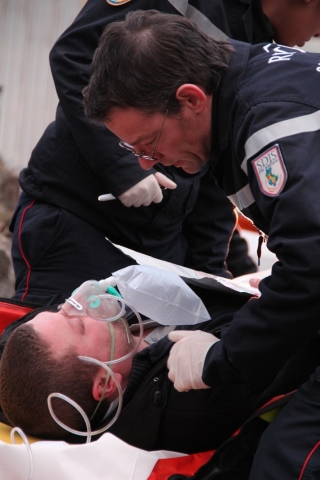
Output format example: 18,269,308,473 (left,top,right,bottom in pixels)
47,281,144,442
60,280,124,320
